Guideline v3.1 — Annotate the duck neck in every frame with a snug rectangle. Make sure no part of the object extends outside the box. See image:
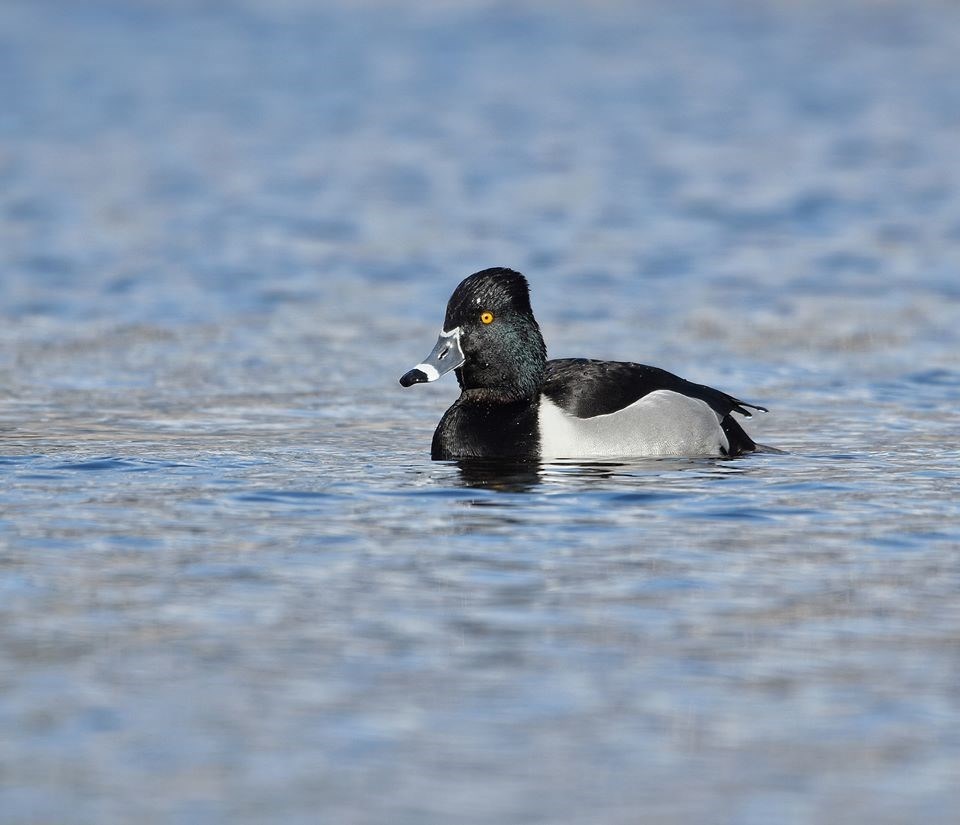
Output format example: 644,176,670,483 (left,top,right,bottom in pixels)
457,320,546,401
